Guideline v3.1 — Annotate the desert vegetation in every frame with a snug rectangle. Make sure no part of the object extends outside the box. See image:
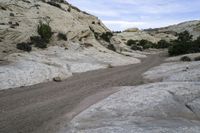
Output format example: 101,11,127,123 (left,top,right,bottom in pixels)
100,32,113,43
168,31,200,56
16,22,52,51
126,30,200,56
16,42,32,52
127,39,171,51
37,22,52,43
